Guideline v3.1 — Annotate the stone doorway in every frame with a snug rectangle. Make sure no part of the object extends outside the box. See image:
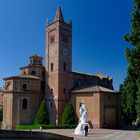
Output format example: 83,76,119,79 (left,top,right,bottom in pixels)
104,107,116,128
